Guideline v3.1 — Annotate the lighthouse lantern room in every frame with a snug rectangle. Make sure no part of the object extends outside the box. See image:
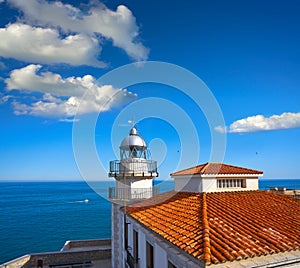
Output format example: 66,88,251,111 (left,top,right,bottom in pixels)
109,126,158,201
